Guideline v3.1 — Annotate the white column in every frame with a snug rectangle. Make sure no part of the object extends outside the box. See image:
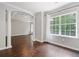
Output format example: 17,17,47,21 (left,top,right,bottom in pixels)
46,15,52,40
41,11,44,42
33,15,35,41
6,9,12,48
